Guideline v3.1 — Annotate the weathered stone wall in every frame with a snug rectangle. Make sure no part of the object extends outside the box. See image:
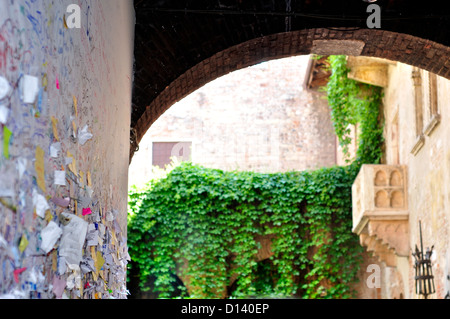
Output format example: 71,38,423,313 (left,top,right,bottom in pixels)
0,0,134,298
129,56,337,186
383,62,450,299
